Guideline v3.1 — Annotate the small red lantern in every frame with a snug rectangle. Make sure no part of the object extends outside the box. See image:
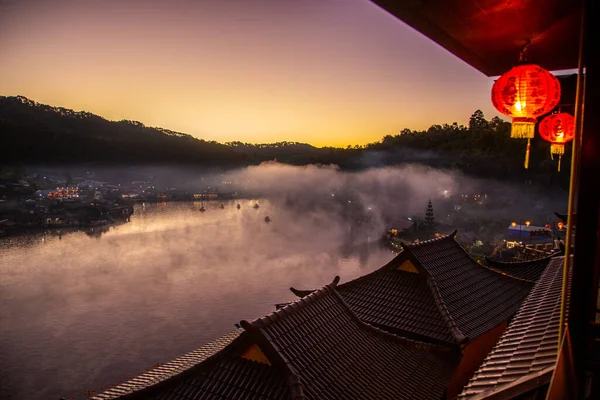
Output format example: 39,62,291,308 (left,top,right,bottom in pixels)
545,224,551,229
539,112,575,171
558,221,565,230
492,63,561,168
